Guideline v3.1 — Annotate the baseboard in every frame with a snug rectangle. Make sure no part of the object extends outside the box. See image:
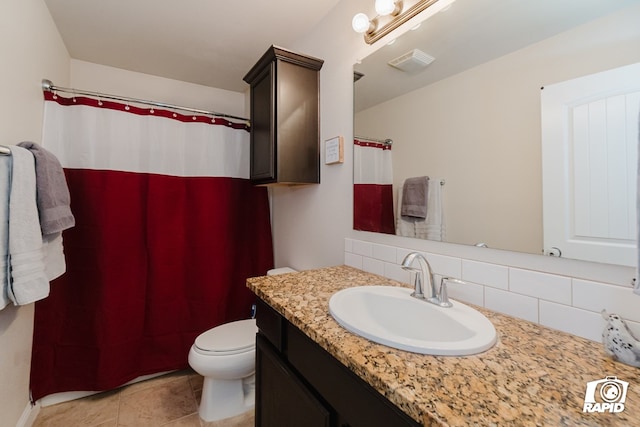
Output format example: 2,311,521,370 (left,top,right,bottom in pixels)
38,370,175,407
39,390,98,408
16,401,40,427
